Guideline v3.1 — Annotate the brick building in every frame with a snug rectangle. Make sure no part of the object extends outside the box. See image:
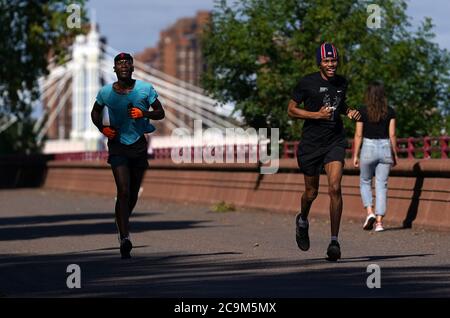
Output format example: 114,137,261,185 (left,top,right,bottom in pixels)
135,11,210,87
